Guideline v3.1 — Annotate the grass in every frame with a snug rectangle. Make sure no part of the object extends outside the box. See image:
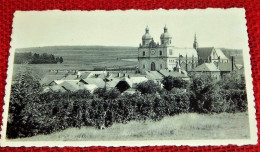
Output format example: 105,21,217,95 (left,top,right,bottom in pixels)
12,112,250,141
